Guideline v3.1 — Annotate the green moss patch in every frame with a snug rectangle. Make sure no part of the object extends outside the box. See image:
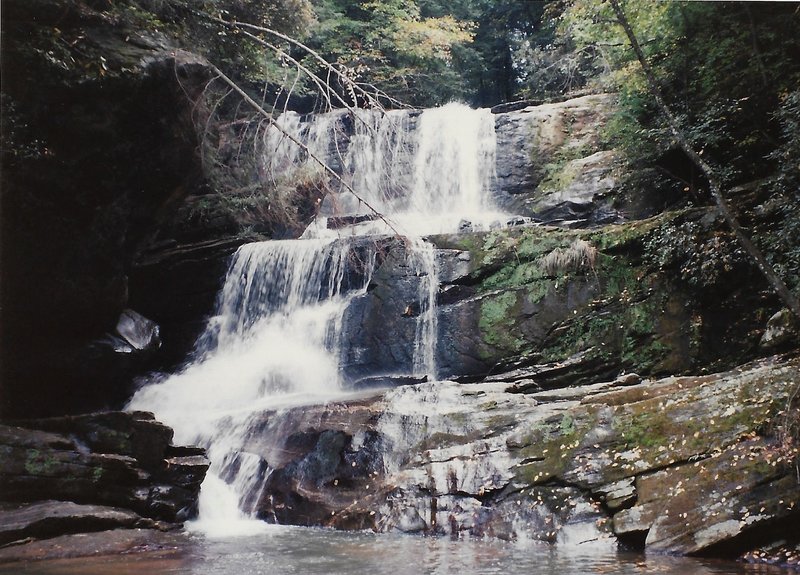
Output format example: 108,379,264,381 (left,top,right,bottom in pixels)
509,409,596,486
479,291,526,354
